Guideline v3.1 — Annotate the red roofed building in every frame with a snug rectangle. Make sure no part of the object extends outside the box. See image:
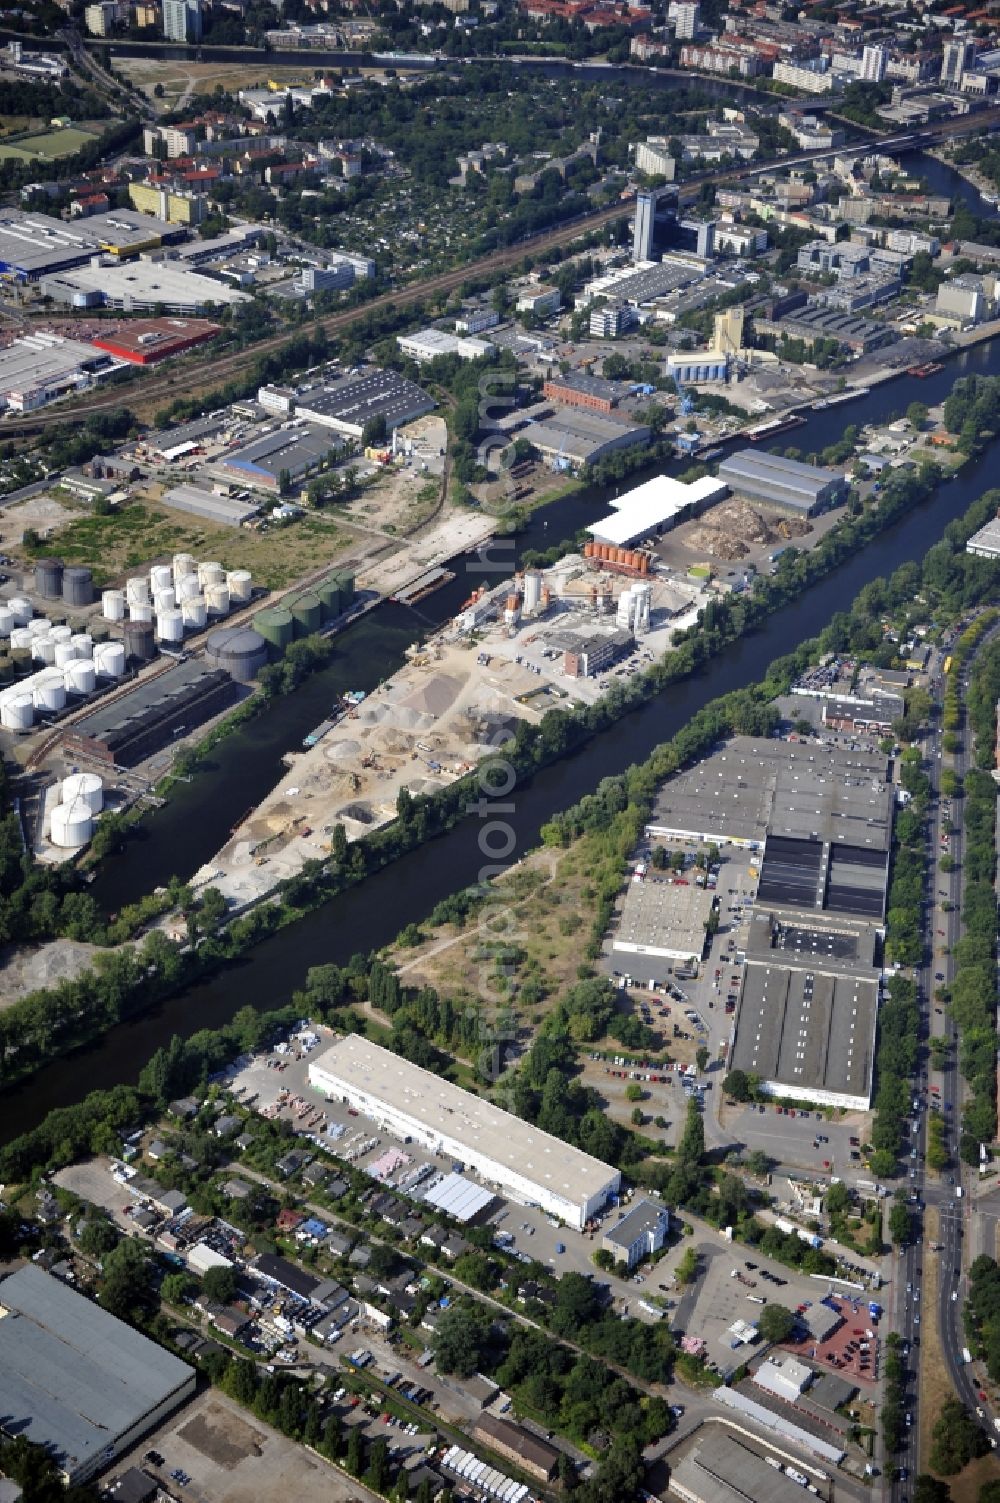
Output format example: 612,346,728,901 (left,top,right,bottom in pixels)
90,317,222,366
